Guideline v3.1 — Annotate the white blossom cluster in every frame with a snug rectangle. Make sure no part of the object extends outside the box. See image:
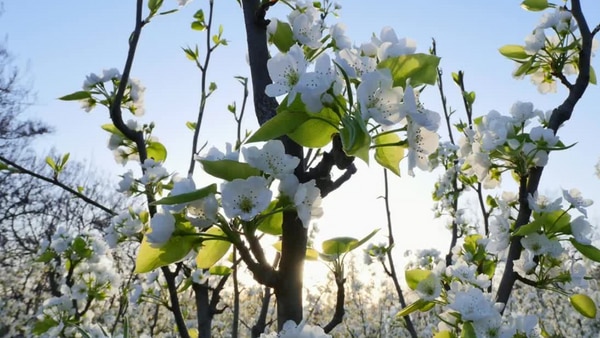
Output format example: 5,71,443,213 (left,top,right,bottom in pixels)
265,0,440,175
